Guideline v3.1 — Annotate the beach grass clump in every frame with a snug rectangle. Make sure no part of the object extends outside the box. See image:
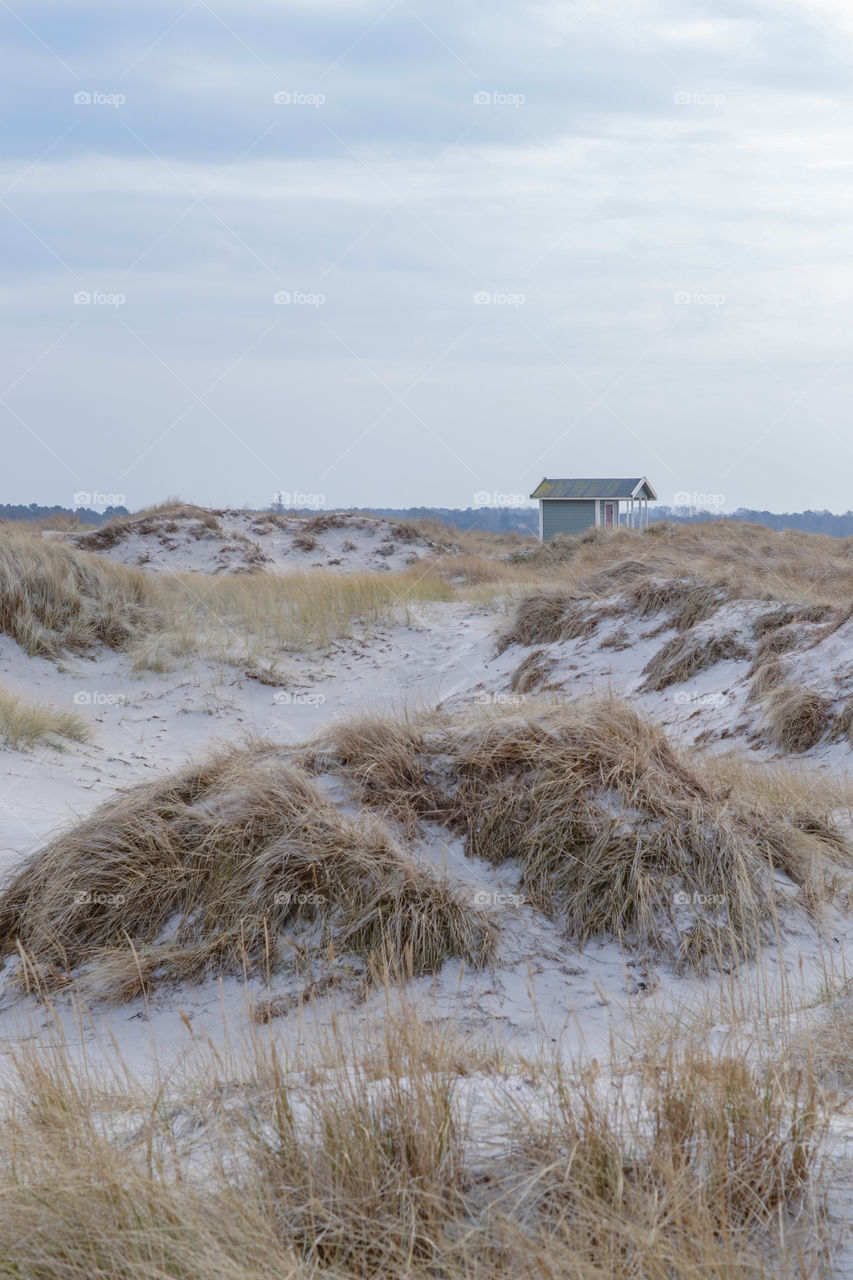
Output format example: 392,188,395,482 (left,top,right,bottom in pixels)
640,630,748,692
0,686,90,749
0,526,163,656
764,683,834,754
314,697,852,968
0,1008,826,1280
0,743,494,1000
